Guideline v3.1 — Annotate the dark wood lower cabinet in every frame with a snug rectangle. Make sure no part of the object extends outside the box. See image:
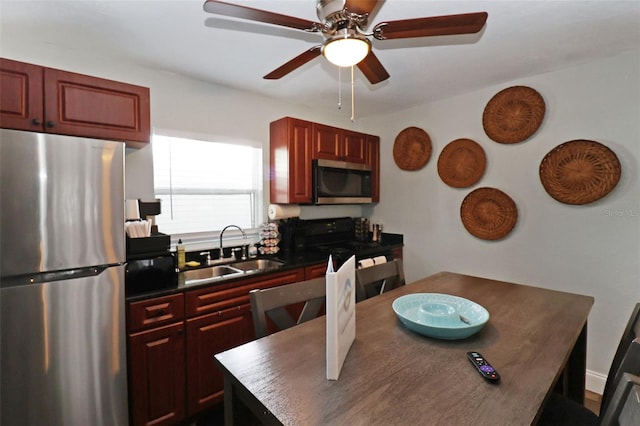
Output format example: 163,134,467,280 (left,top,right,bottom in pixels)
128,322,186,426
185,304,254,415
127,267,310,424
